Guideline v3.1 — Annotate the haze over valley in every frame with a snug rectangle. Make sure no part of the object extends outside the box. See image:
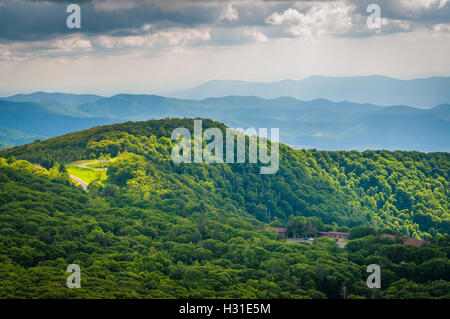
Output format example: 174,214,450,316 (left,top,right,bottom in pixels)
1,76,449,152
